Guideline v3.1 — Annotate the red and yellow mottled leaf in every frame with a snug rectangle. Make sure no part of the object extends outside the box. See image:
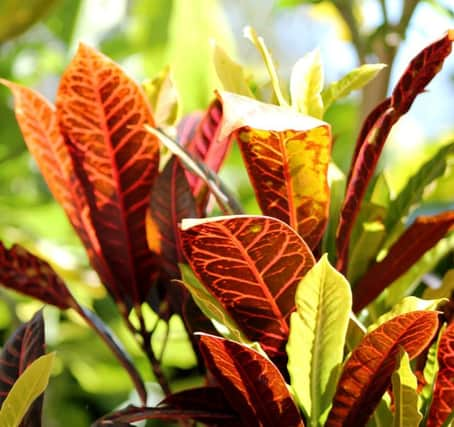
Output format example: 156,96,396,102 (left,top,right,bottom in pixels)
0,242,74,309
199,334,304,427
326,311,439,427
337,32,453,271
427,321,454,427
219,91,331,249
56,43,160,307
353,211,454,313
180,215,315,359
0,80,120,306
0,310,44,427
